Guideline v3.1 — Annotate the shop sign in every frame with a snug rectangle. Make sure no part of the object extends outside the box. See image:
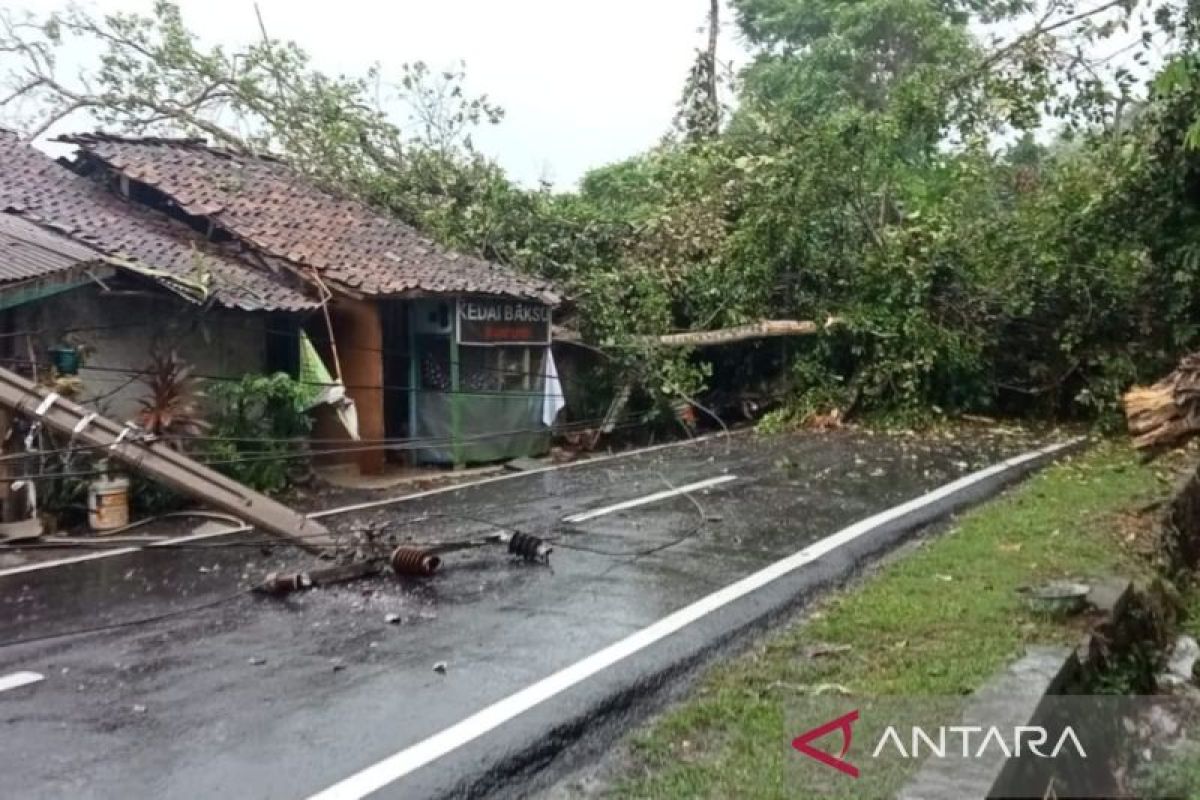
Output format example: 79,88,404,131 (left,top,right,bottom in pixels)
458,299,551,344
